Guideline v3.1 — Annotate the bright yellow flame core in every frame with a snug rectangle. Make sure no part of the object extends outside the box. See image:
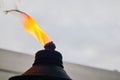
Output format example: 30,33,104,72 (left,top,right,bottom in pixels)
21,15,52,46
